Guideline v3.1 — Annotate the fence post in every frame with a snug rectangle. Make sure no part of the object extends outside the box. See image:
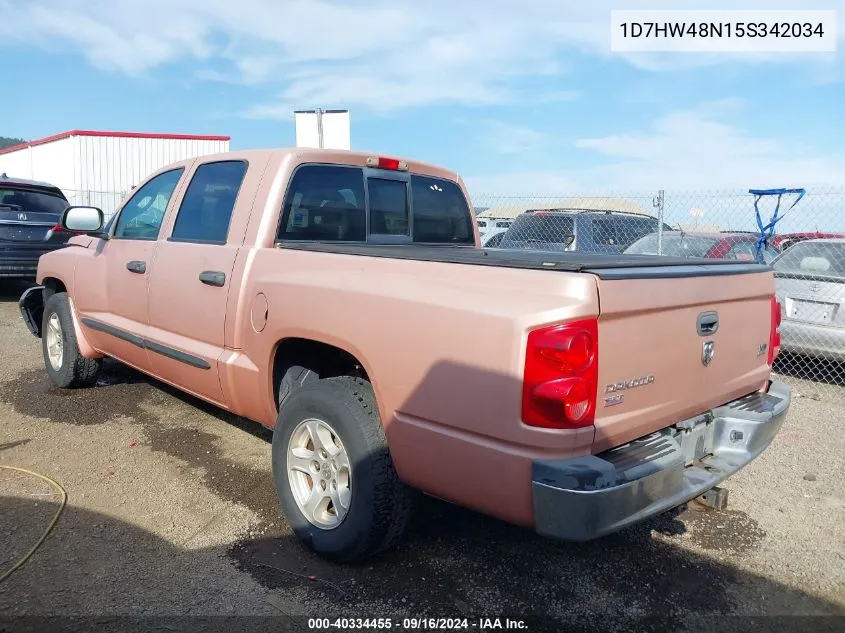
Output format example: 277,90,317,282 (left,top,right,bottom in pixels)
653,189,665,255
